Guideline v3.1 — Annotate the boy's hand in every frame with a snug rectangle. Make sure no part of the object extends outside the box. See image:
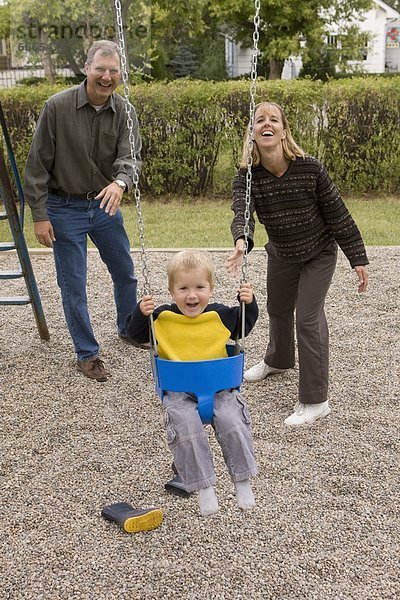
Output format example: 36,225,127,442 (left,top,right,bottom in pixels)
238,283,253,304
139,295,155,316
